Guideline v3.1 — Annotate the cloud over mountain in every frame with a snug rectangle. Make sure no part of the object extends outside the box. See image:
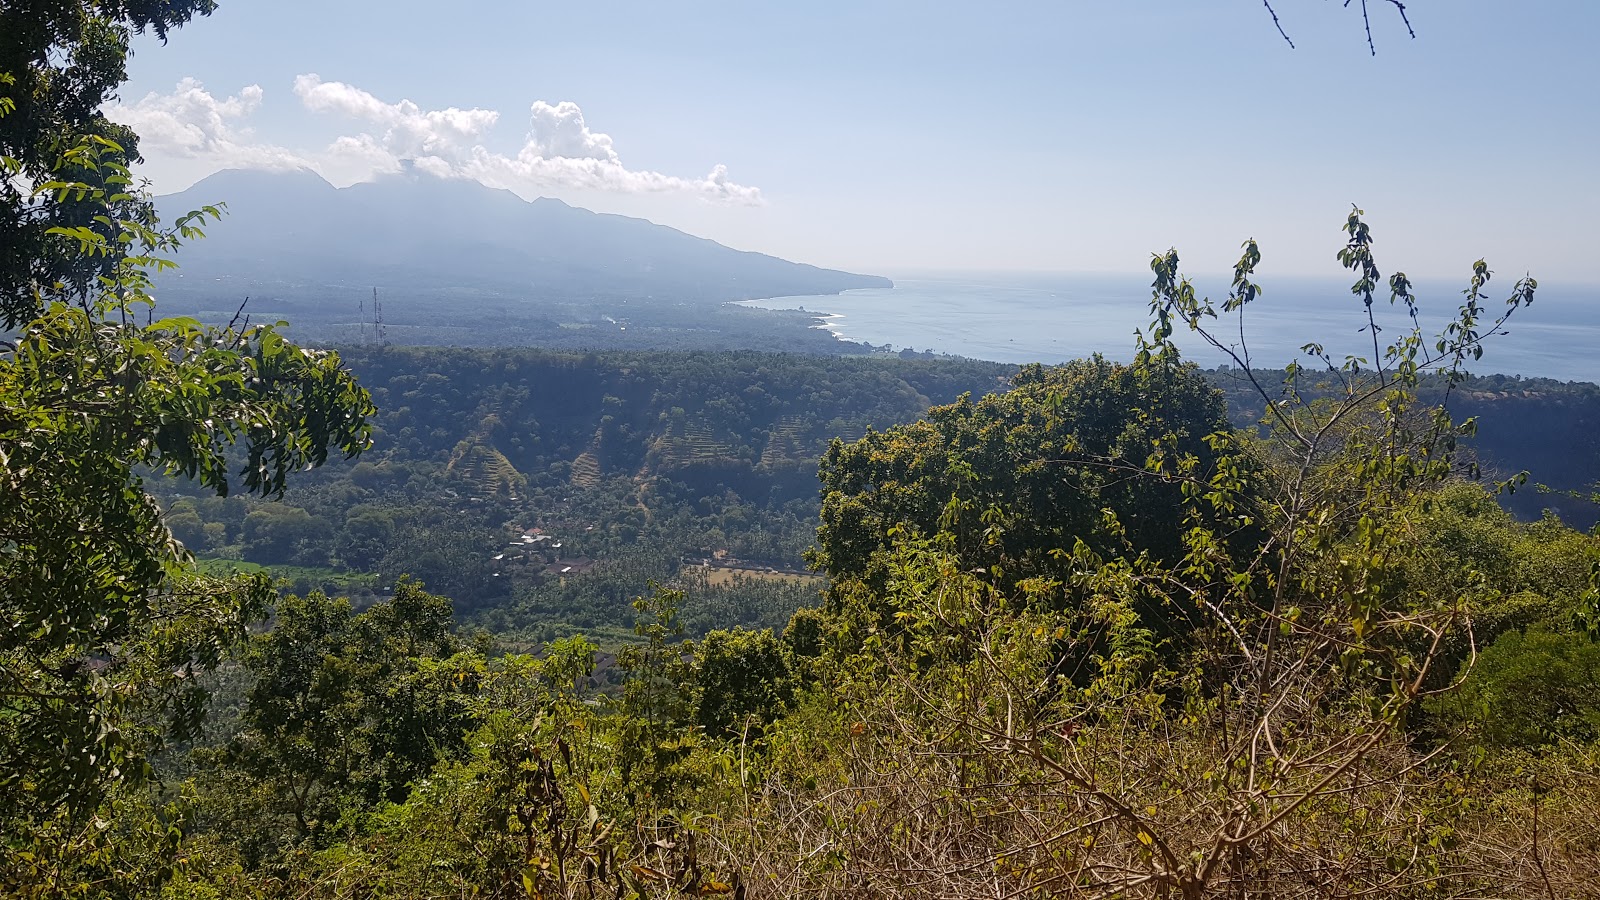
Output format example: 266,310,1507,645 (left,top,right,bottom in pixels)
524,100,617,162
108,77,762,206
108,78,308,173
293,75,500,159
